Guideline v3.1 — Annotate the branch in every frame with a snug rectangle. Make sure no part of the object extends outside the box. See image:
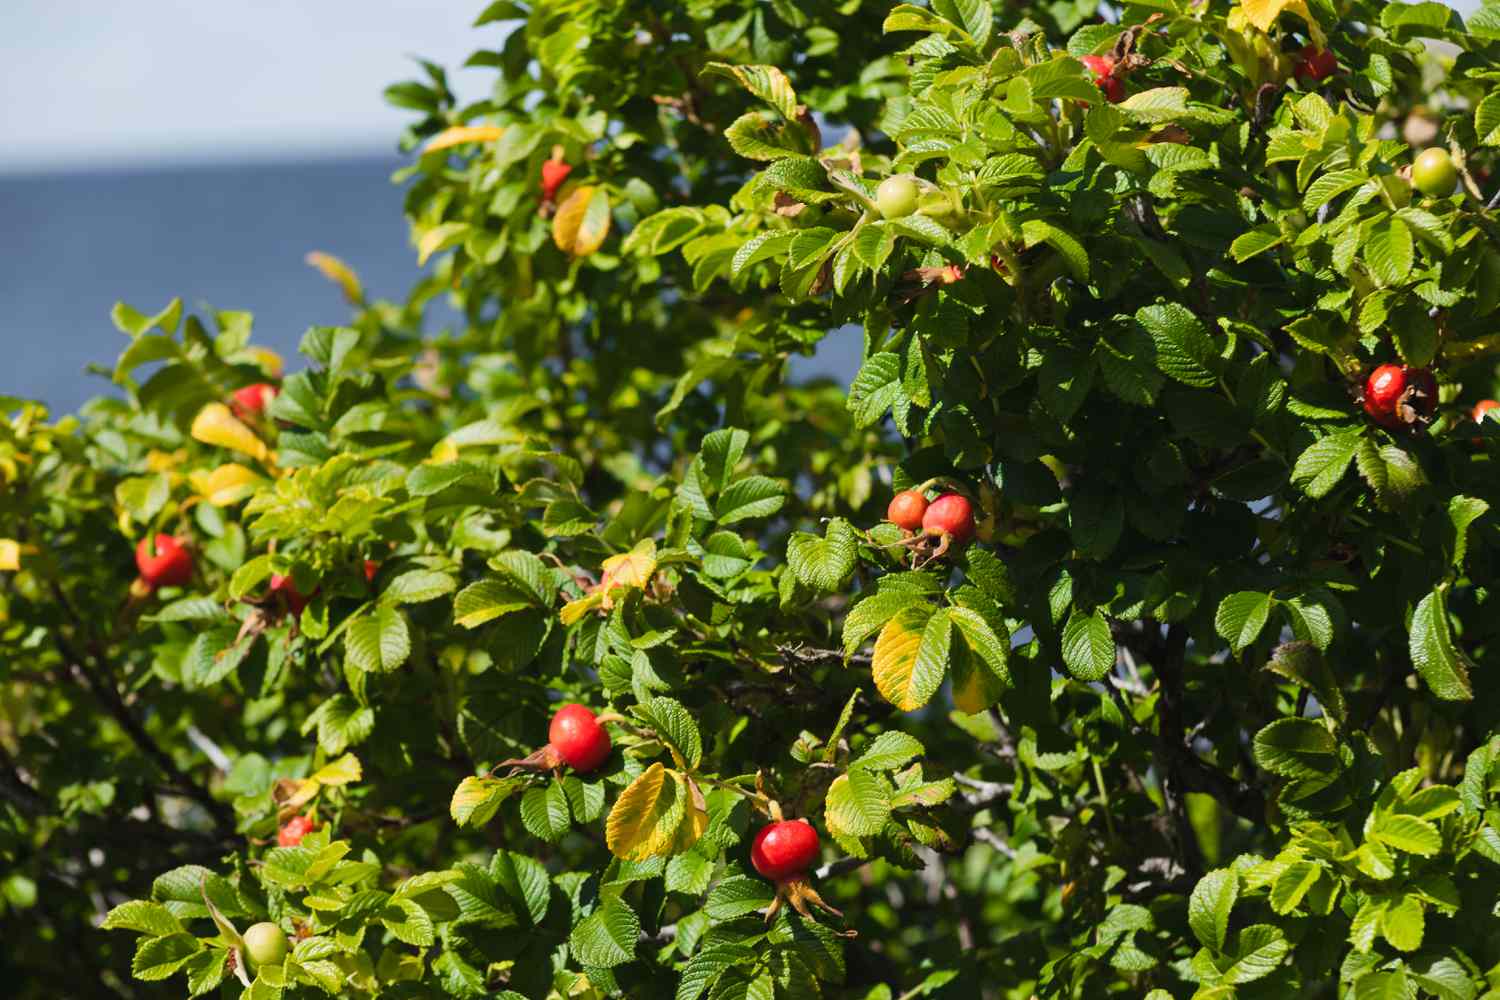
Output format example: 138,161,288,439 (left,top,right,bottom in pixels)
776,644,871,669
